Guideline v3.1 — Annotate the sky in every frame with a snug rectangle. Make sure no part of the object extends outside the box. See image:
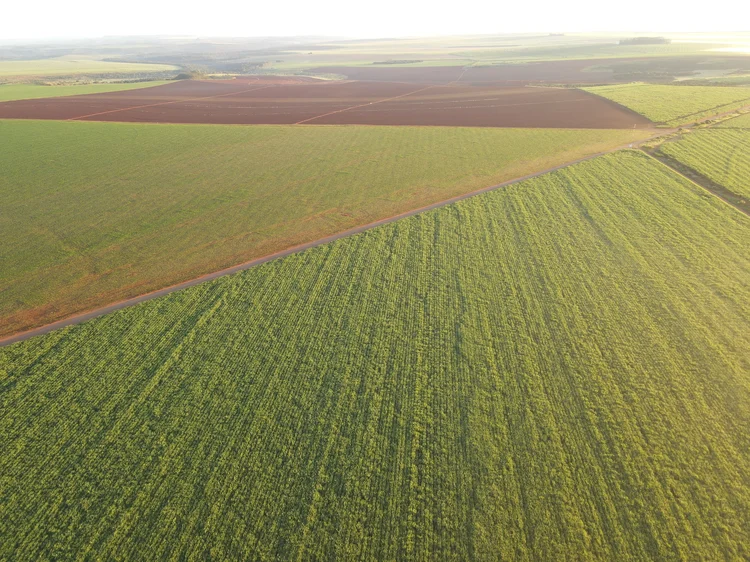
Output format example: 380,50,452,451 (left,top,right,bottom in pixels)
2,0,748,40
